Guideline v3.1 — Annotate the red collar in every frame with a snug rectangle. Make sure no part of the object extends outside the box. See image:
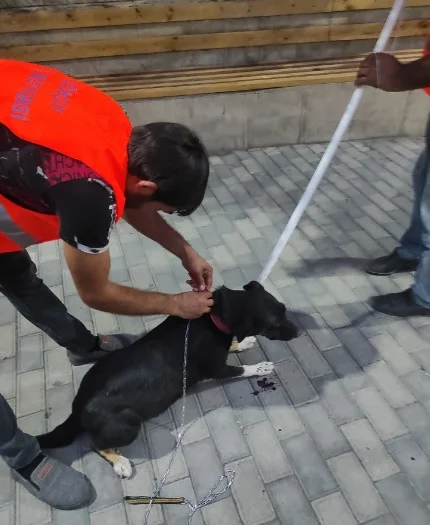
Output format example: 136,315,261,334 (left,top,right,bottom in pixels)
210,313,231,334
